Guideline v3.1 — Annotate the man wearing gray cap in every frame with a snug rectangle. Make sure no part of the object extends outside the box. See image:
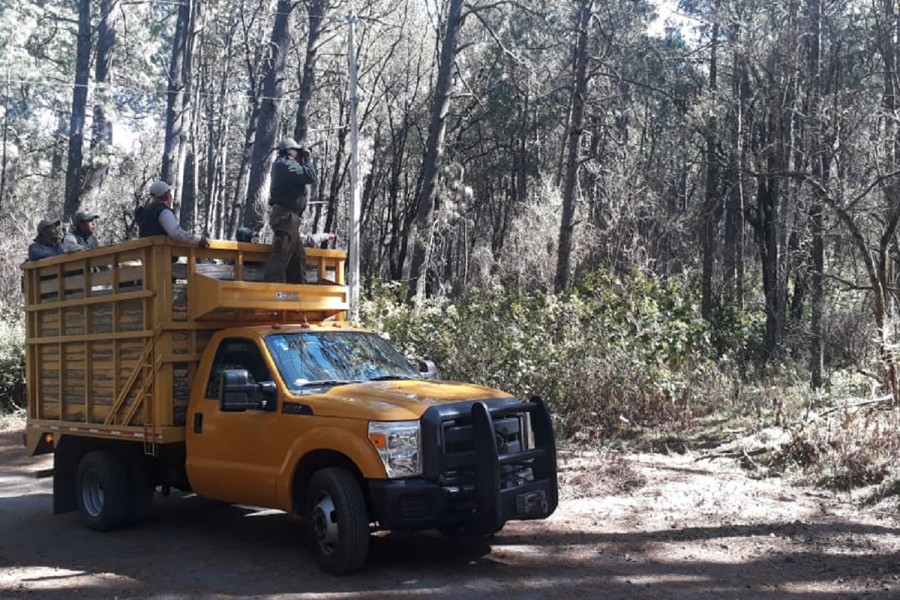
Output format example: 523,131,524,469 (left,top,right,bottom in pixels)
263,138,316,283
27,219,64,261
61,210,101,253
136,180,209,247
